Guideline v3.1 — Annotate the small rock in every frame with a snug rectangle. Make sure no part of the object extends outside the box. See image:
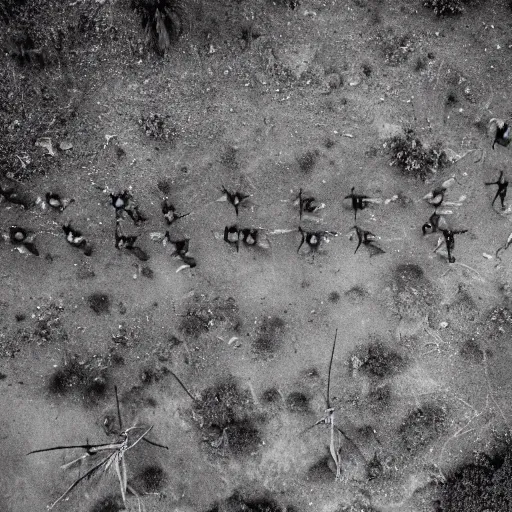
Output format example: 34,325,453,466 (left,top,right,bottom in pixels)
59,141,73,151
439,321,448,329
